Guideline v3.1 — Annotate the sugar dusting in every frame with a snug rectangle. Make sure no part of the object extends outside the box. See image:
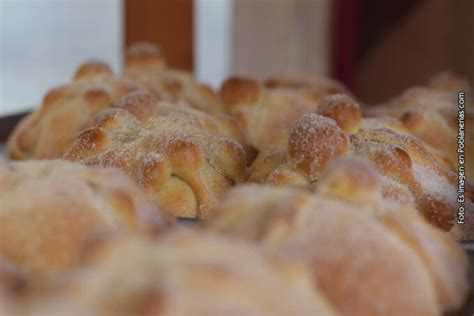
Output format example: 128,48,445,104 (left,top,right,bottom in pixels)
319,94,359,112
379,175,416,207
142,151,164,165
412,163,456,207
288,114,348,177
67,102,246,217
